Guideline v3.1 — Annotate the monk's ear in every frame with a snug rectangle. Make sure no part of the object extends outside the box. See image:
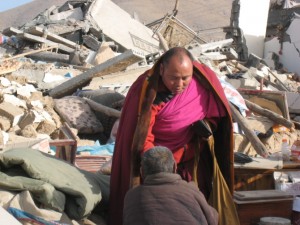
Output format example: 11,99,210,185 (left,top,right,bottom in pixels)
160,63,164,76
